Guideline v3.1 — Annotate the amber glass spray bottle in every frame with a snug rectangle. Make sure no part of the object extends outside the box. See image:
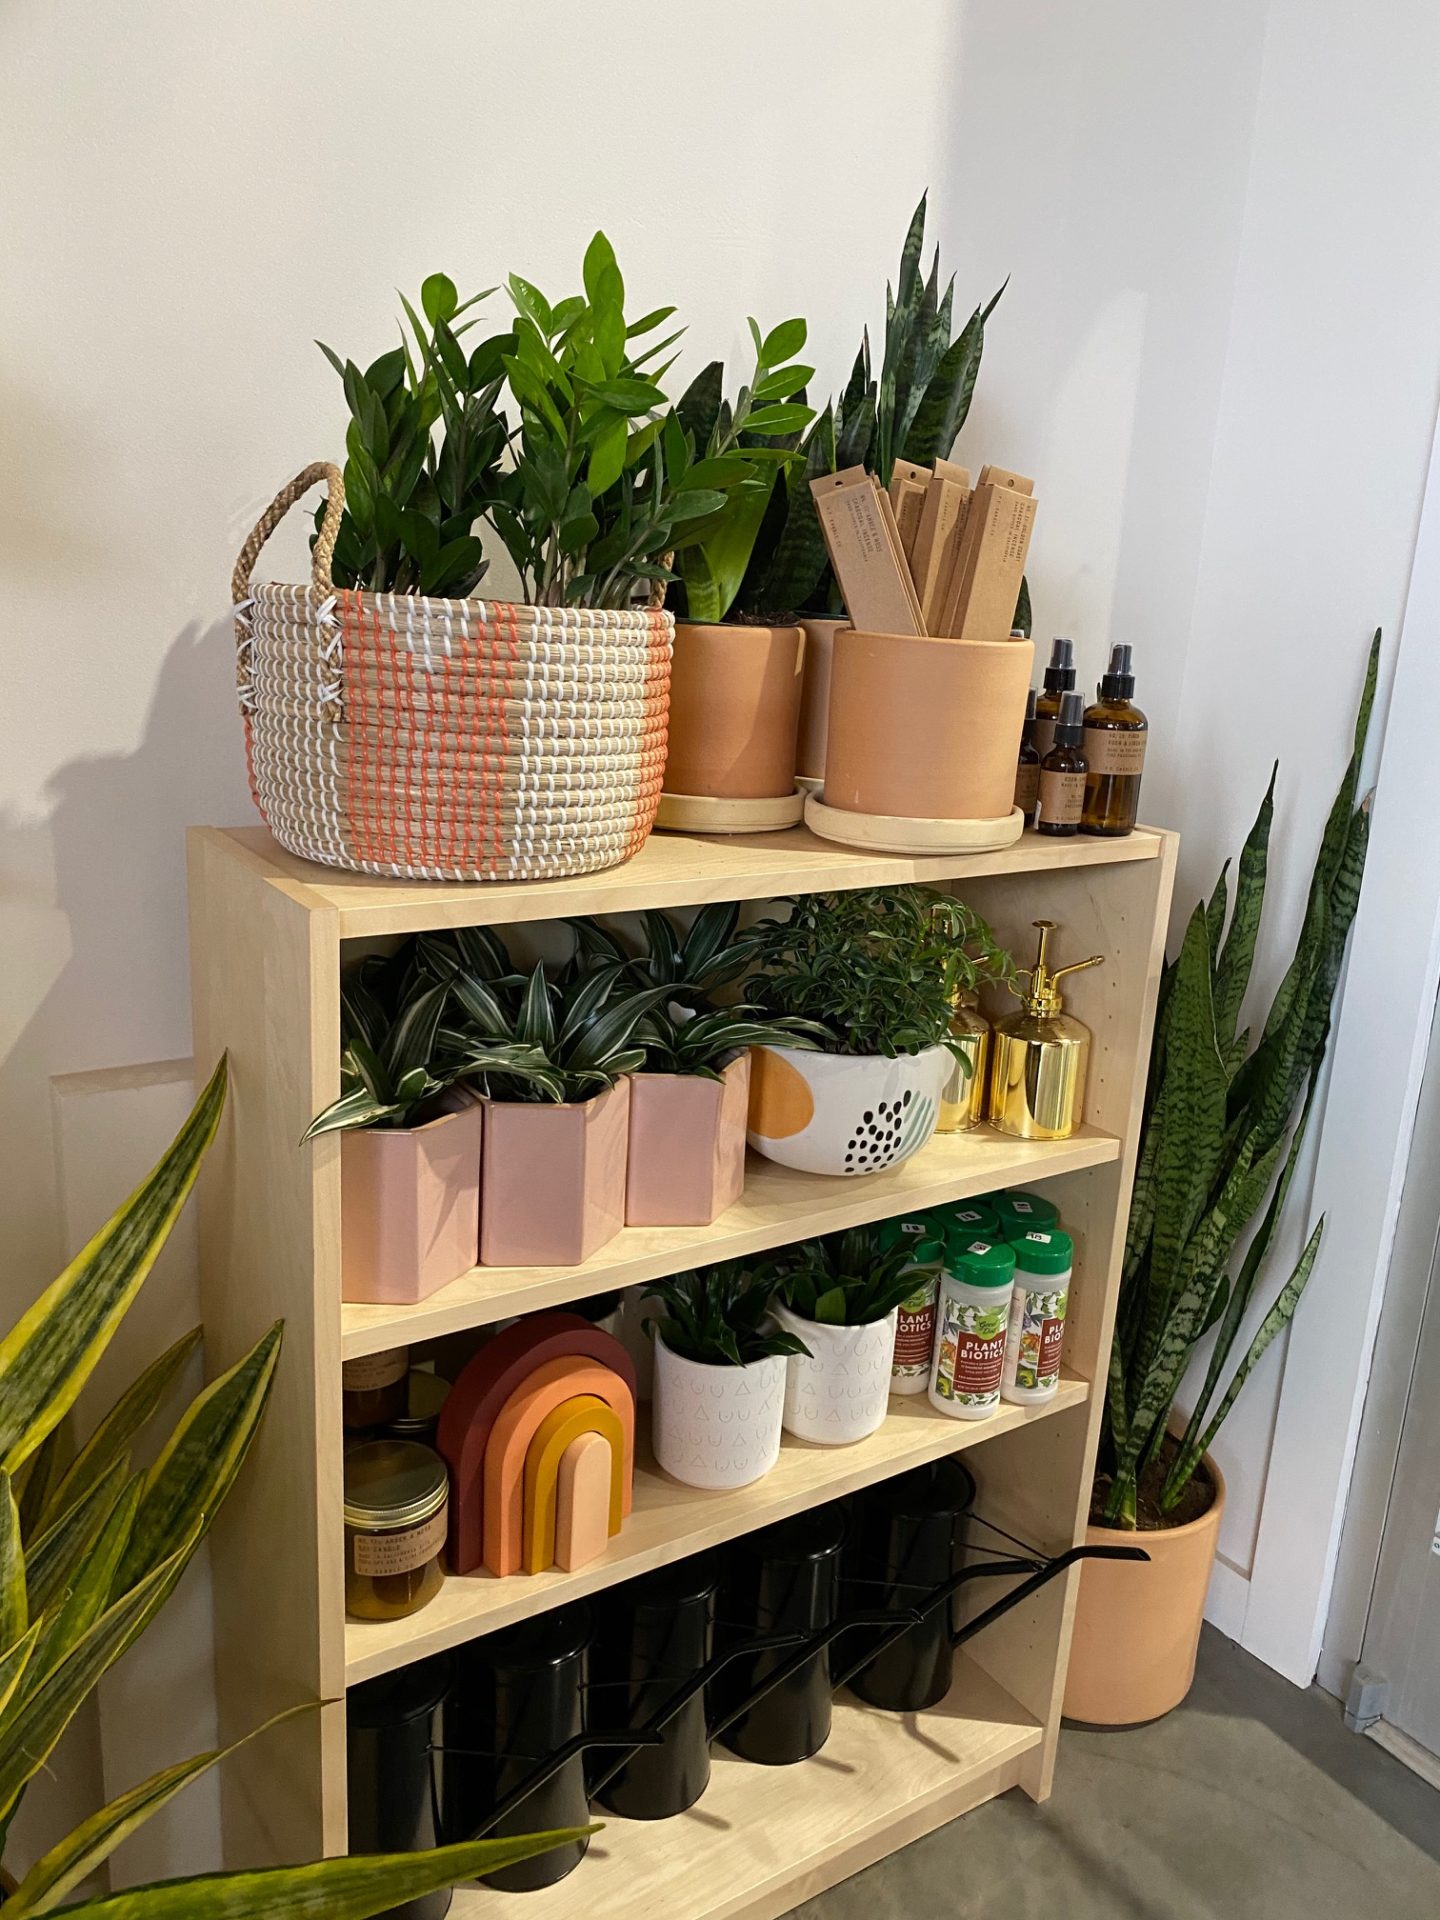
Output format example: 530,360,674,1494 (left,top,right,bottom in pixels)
1082,643,1148,836
1037,692,1086,836
1032,638,1076,759
1014,688,1040,822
